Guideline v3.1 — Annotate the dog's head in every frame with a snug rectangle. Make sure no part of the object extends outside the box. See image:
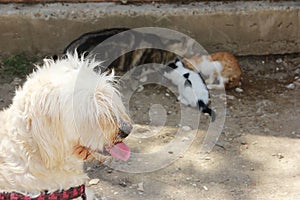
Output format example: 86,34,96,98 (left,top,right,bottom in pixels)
19,53,132,168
